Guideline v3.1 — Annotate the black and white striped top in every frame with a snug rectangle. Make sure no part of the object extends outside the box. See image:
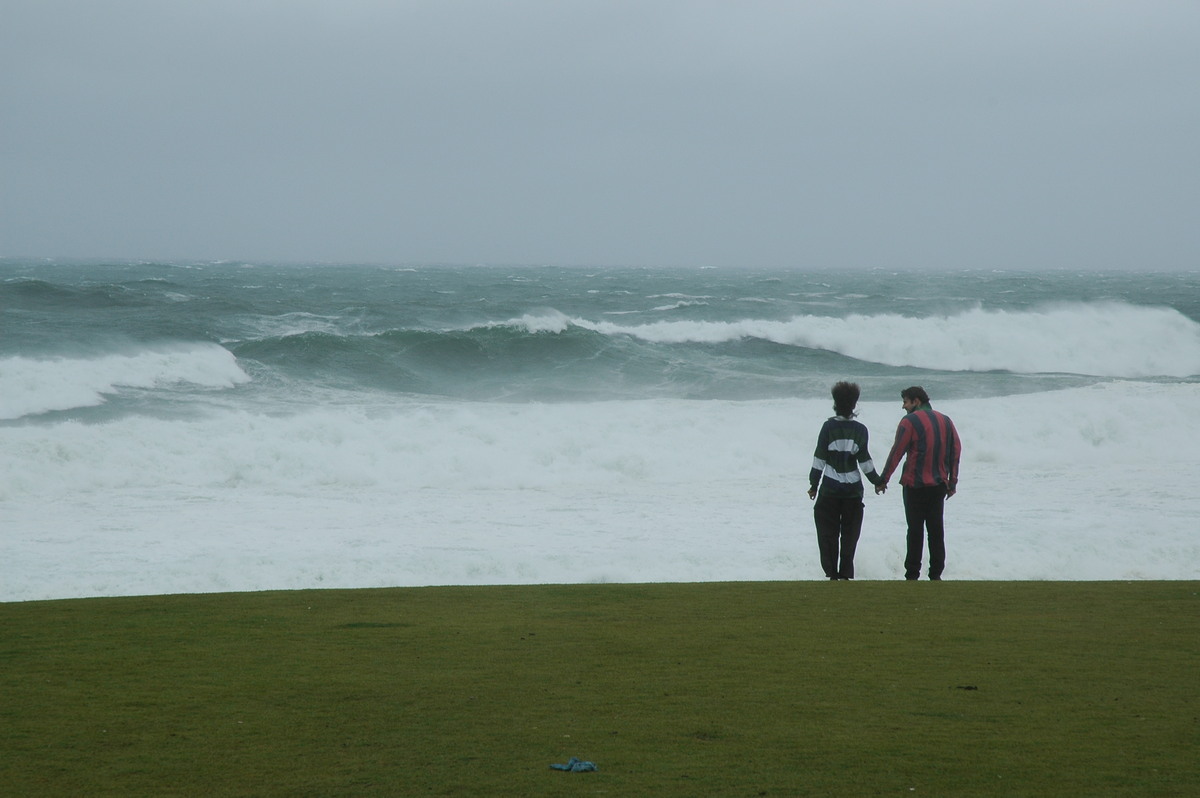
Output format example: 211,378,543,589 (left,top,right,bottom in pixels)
808,415,882,498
